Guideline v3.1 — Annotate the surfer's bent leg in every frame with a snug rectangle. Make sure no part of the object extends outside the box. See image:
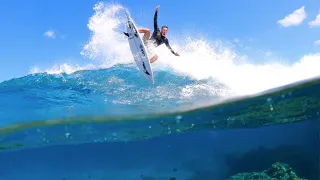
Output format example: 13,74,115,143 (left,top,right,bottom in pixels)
138,28,150,42
150,55,158,63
